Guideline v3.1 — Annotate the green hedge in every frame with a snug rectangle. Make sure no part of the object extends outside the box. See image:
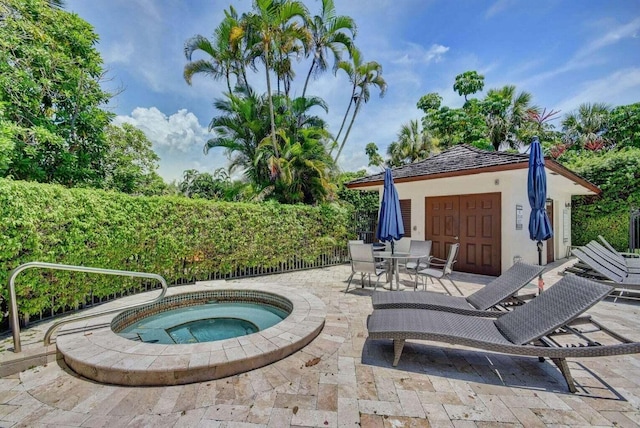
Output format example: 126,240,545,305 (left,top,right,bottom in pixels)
0,178,352,320
571,198,630,250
